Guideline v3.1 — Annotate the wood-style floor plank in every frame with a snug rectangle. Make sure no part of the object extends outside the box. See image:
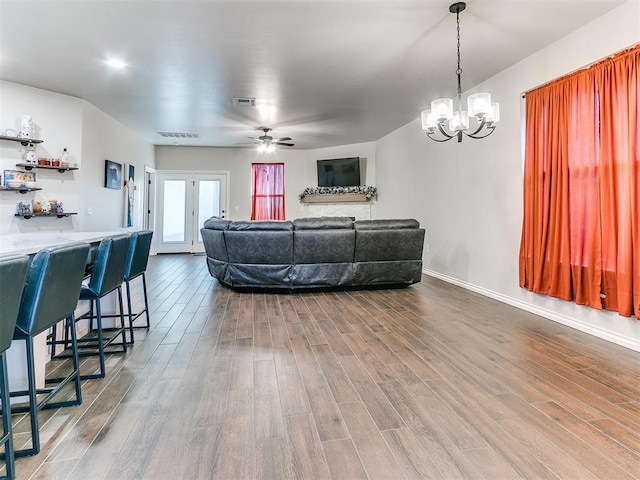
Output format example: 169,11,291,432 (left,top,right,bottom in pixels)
9,253,640,480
